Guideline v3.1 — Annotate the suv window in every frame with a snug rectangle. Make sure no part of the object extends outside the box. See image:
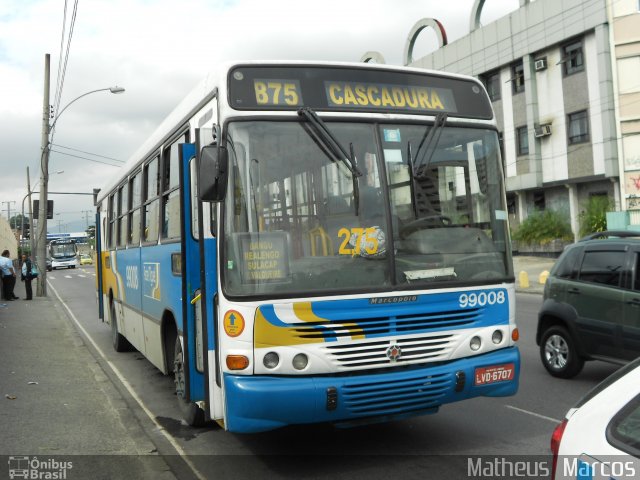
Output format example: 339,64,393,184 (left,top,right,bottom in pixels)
577,250,626,287
552,246,581,279
634,253,640,291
